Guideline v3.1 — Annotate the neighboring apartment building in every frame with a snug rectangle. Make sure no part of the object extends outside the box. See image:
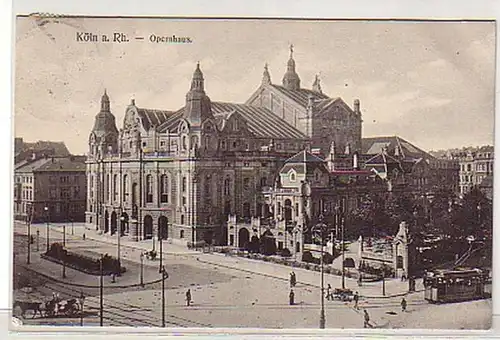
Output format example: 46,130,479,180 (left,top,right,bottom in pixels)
14,156,87,223
450,146,494,197
14,137,70,164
